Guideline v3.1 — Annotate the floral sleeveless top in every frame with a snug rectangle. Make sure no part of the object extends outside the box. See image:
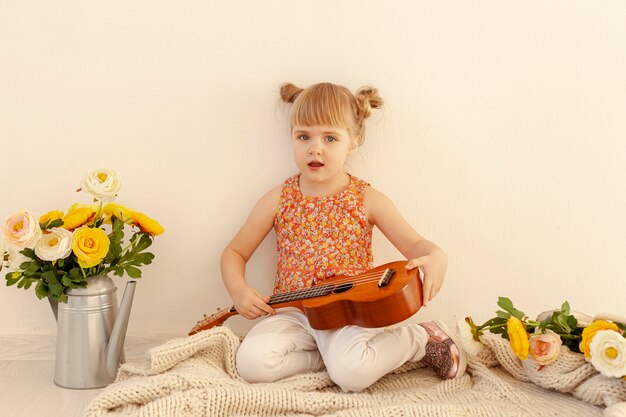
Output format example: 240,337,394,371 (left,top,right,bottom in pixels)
273,173,374,294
